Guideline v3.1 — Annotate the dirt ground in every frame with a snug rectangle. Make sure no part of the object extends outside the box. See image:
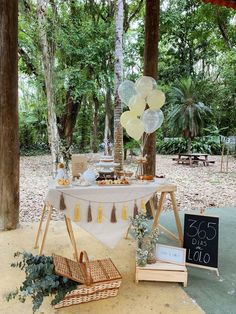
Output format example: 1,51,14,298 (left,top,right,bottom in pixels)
0,222,203,314
20,154,236,223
